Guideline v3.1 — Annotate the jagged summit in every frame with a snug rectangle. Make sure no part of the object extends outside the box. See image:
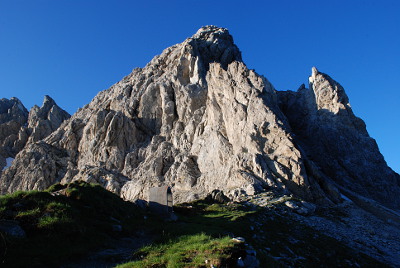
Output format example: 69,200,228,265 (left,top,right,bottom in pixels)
0,96,70,172
311,66,319,76
146,25,241,81
194,25,228,35
0,97,28,125
1,27,399,212
190,25,242,69
43,95,56,106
